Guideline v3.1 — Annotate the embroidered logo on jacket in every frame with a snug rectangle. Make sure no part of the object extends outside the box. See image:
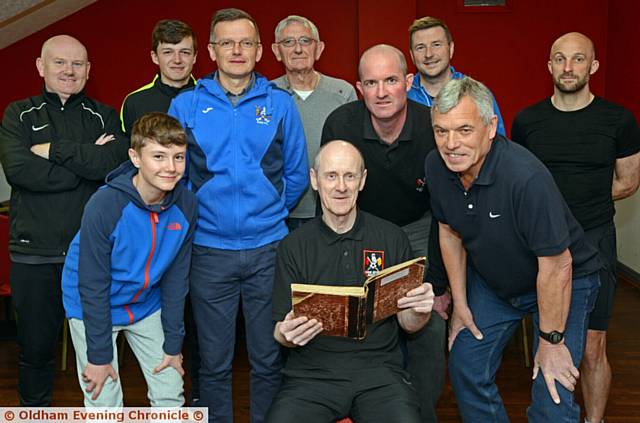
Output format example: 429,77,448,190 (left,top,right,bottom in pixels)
363,250,384,277
202,107,213,114
166,222,182,231
416,177,426,192
32,123,49,131
255,105,272,125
